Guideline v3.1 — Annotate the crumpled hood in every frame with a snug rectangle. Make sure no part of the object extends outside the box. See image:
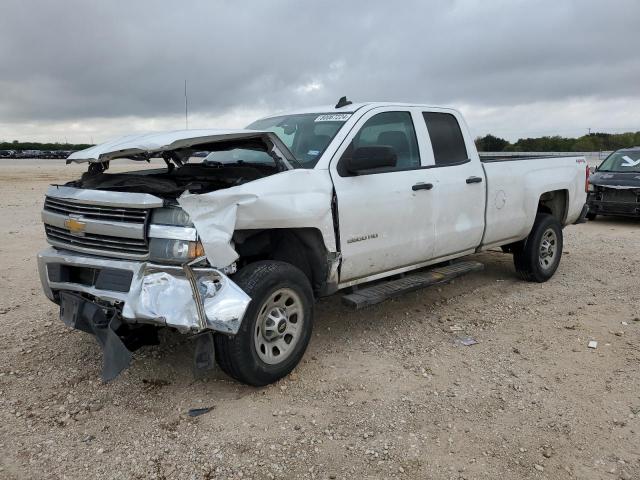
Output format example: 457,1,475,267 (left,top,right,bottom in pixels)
590,171,640,189
67,129,289,163
177,168,337,268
